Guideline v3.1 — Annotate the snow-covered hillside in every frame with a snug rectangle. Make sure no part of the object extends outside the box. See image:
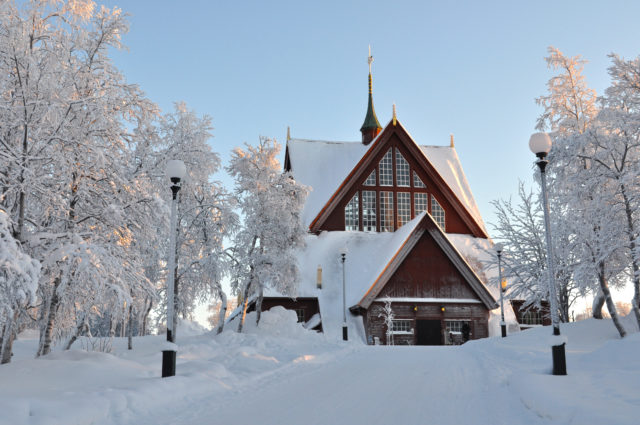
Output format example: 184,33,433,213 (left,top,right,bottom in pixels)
1,308,638,425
